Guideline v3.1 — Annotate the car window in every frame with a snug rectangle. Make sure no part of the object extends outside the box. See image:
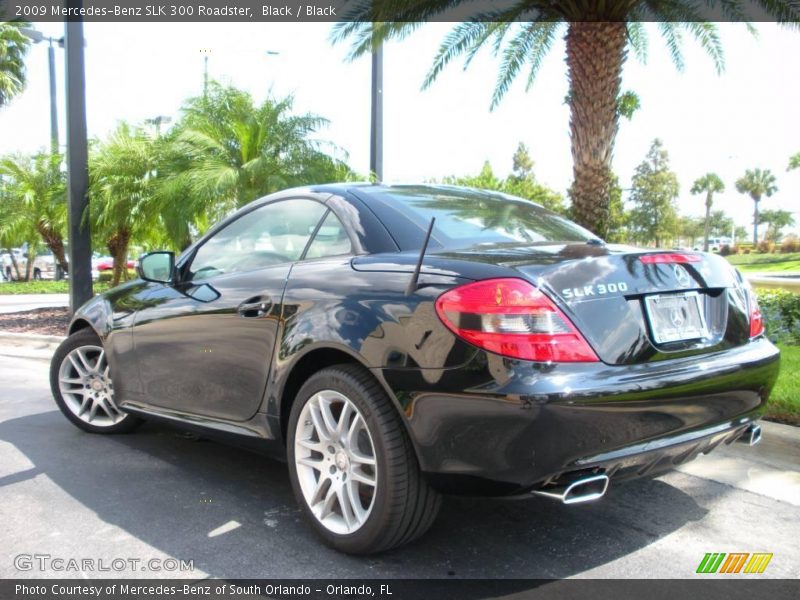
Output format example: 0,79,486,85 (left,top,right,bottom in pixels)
189,198,327,281
304,211,352,259
365,186,596,250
